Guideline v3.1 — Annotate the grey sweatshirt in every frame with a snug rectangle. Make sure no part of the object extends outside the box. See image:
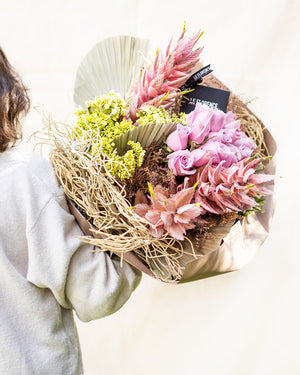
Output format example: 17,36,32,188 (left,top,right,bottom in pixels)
0,148,141,374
